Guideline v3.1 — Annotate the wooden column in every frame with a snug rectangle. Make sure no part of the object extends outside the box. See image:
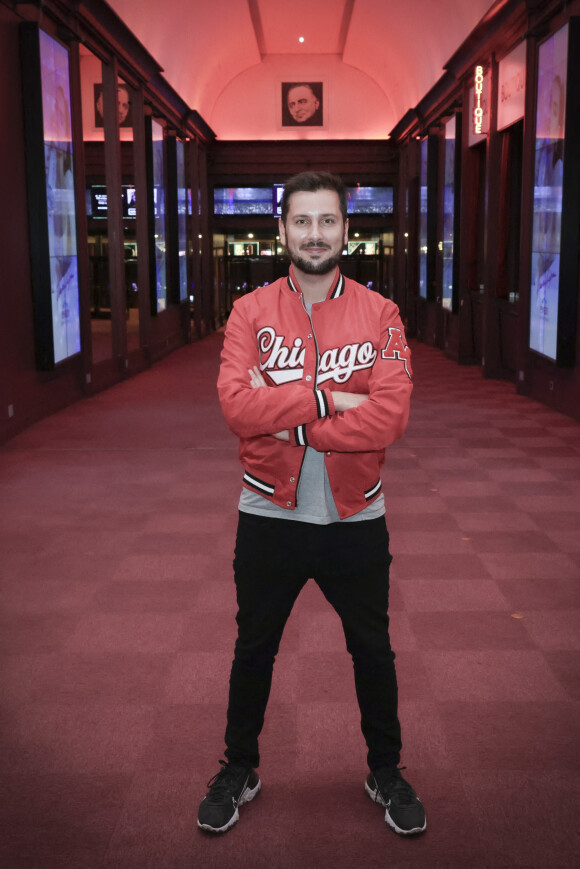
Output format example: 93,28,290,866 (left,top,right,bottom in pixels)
101,57,127,372
131,85,151,364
